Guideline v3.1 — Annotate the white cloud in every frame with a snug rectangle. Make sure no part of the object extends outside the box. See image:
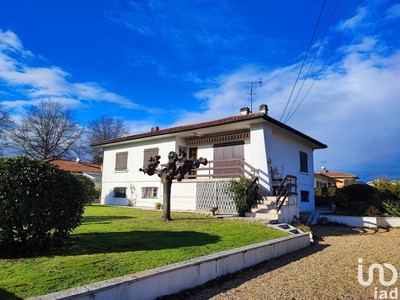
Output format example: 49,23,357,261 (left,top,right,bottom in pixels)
386,3,400,19
168,36,400,180
0,29,137,115
0,29,24,52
